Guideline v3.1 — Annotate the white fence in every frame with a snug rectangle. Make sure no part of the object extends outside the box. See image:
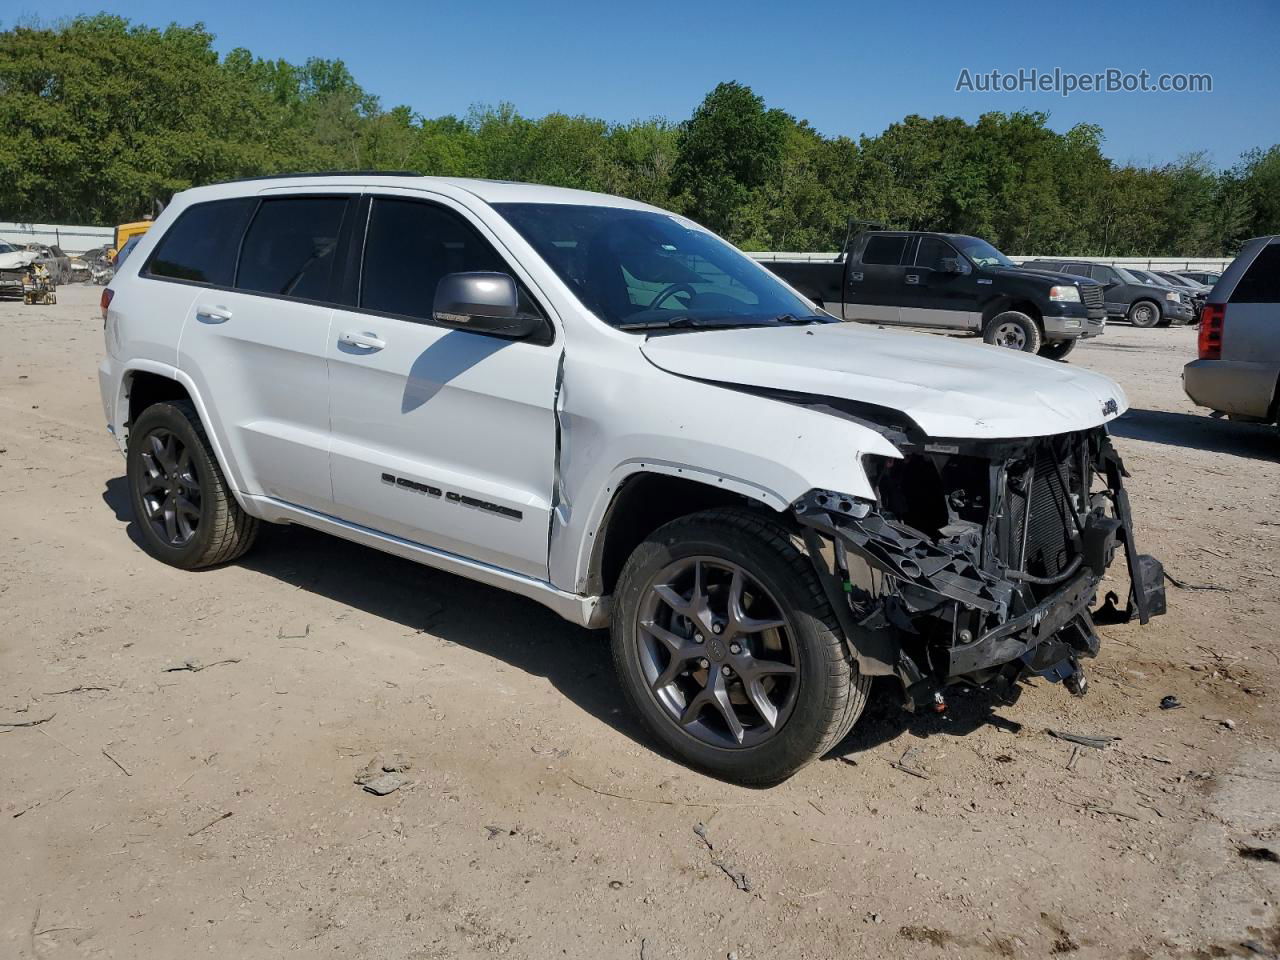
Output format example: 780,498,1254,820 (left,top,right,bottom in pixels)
749,251,1233,271
0,221,115,255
